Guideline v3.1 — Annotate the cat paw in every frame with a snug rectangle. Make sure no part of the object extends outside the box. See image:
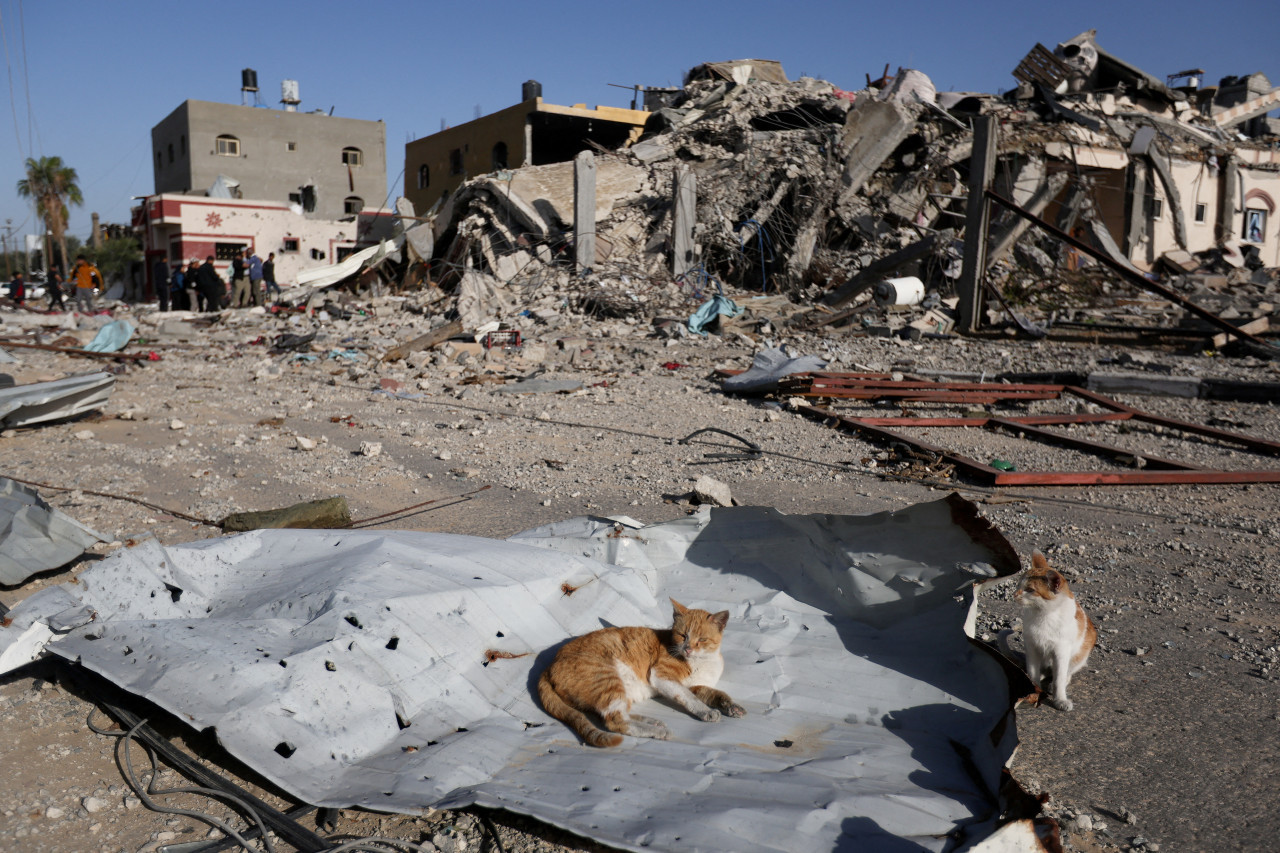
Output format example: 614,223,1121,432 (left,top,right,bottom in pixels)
1048,696,1074,712
696,708,721,722
720,702,747,718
